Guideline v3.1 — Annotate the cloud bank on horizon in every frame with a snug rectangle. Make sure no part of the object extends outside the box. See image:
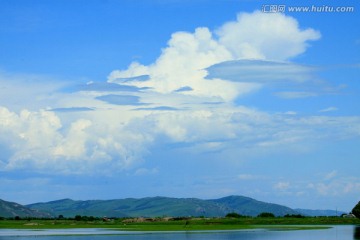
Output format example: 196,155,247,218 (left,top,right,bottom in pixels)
0,10,359,208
